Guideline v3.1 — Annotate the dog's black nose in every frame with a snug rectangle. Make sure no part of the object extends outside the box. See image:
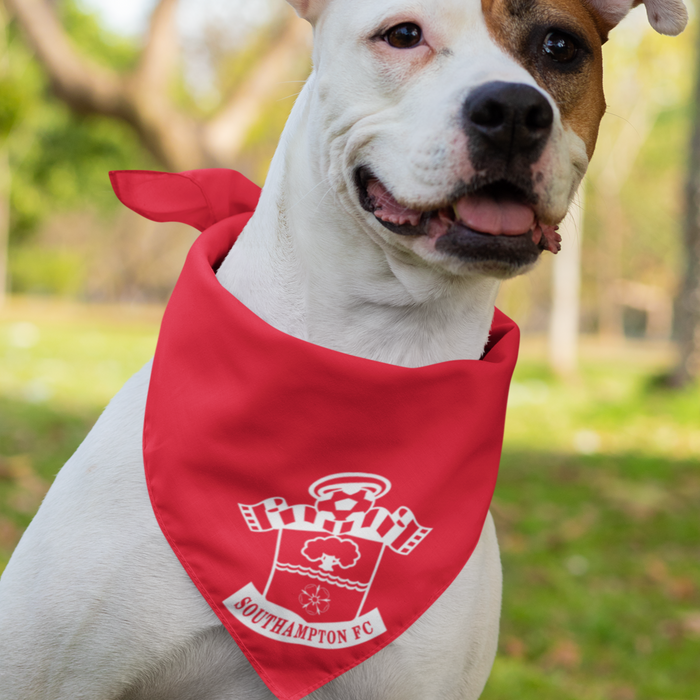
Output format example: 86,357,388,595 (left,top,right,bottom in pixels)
463,81,554,160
